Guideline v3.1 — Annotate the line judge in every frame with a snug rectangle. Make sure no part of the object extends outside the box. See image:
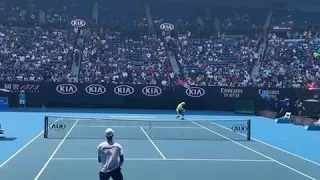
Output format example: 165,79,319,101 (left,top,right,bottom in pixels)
97,128,124,180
